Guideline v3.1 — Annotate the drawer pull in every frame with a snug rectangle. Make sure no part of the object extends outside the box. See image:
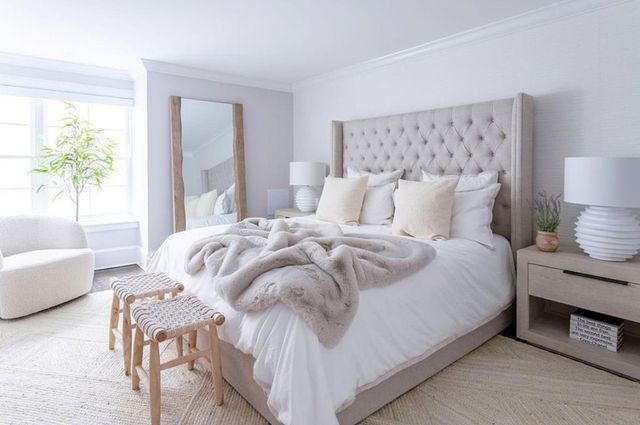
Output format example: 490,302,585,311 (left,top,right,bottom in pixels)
562,270,628,286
